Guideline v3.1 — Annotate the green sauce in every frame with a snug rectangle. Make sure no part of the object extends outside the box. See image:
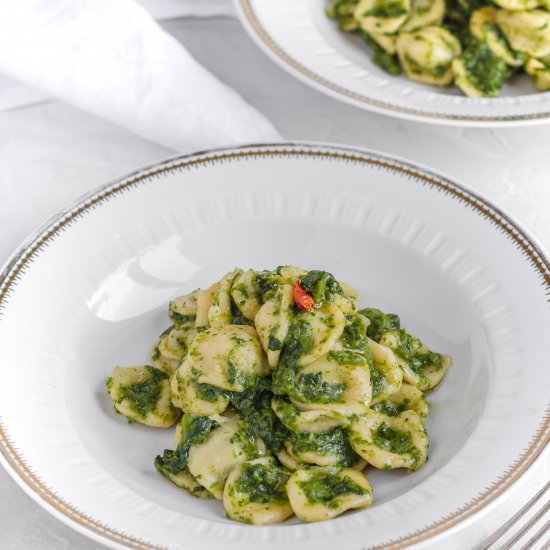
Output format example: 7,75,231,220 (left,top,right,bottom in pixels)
363,1,408,18
288,371,345,404
299,270,344,305
369,365,388,399
383,329,443,379
230,389,289,453
168,300,196,328
233,461,289,504
114,366,168,419
457,38,510,97
298,467,367,507
359,307,400,342
230,299,254,326
372,422,418,462
371,398,410,416
290,428,357,466
255,270,280,303
272,316,314,395
361,32,401,76
155,414,220,476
